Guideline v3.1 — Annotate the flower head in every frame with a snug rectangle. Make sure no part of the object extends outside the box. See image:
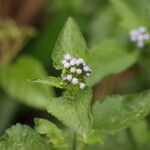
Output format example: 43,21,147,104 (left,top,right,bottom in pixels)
61,54,92,89
129,26,150,48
